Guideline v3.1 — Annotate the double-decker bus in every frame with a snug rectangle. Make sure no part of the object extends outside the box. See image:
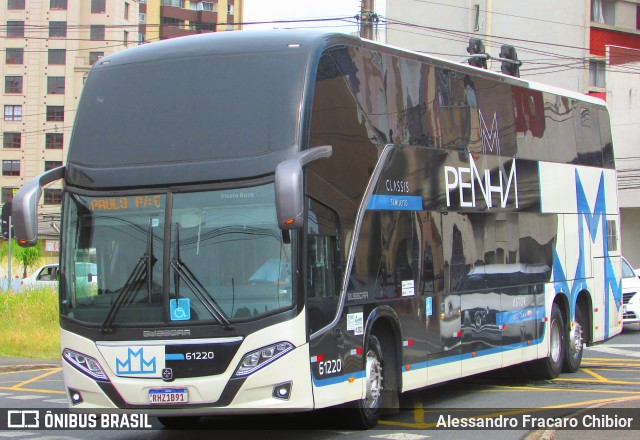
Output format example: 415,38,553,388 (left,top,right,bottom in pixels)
12,30,622,429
